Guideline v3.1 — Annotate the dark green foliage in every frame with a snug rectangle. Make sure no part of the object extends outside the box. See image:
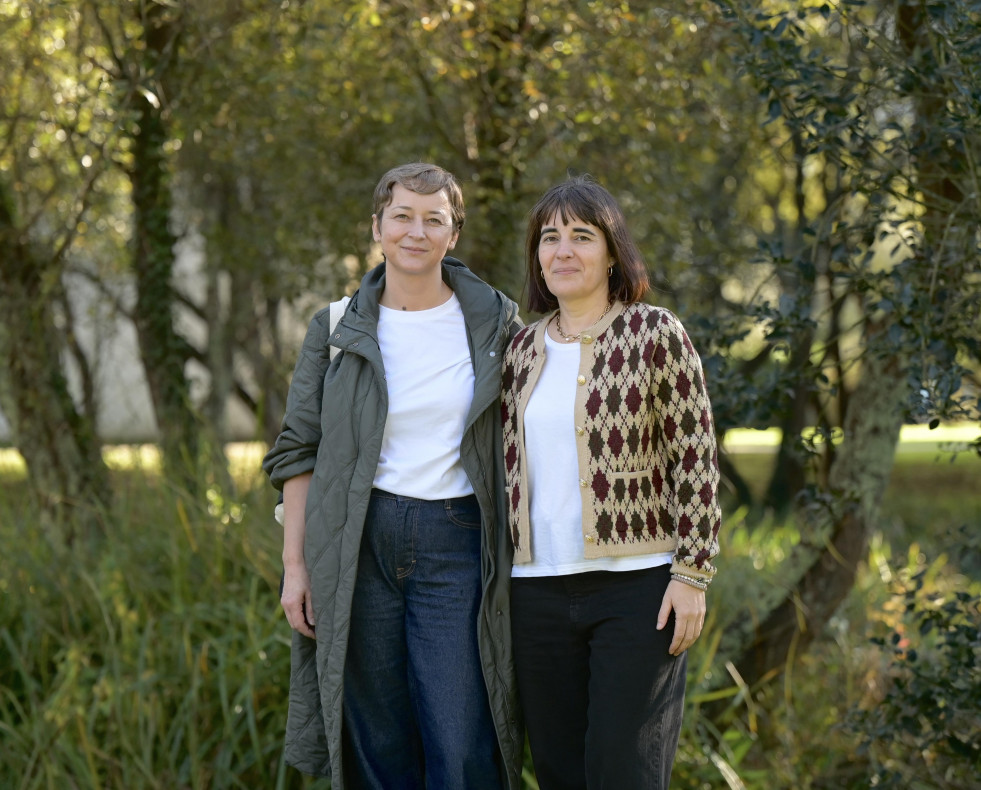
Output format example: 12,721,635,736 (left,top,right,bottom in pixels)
709,0,981,451
843,571,981,788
